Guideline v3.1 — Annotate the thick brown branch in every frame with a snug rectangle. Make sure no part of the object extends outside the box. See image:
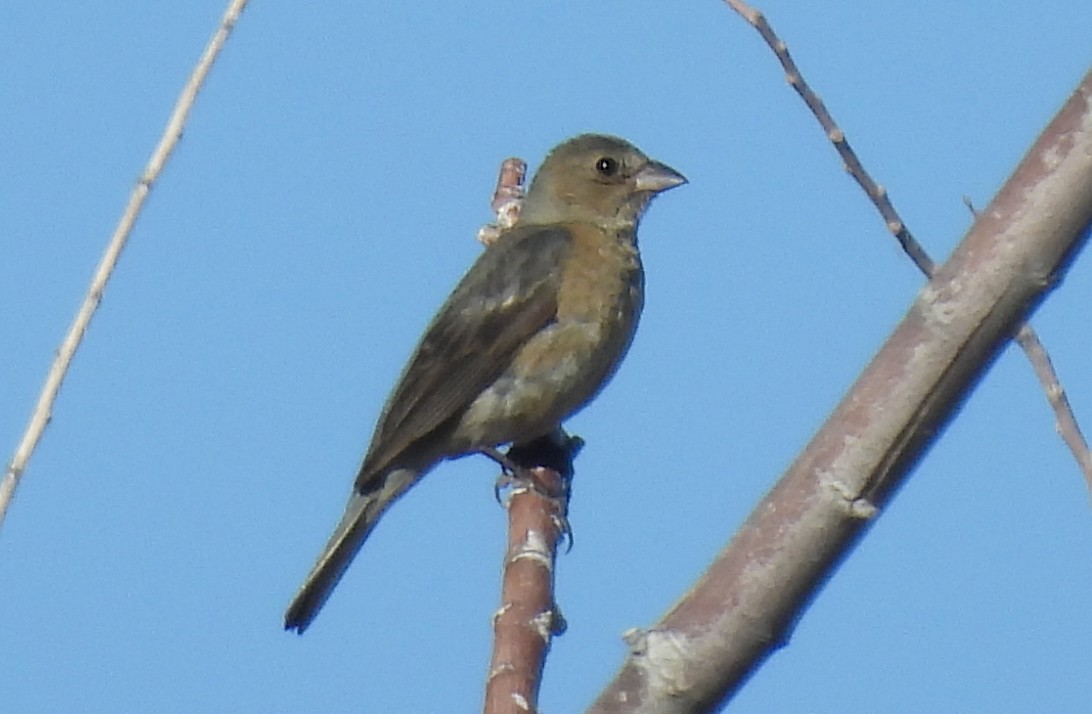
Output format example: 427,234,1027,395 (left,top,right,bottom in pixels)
586,67,1092,714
